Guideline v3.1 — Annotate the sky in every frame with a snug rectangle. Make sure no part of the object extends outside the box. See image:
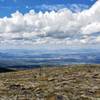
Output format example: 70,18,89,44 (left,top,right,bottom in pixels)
0,0,100,49
0,0,96,17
